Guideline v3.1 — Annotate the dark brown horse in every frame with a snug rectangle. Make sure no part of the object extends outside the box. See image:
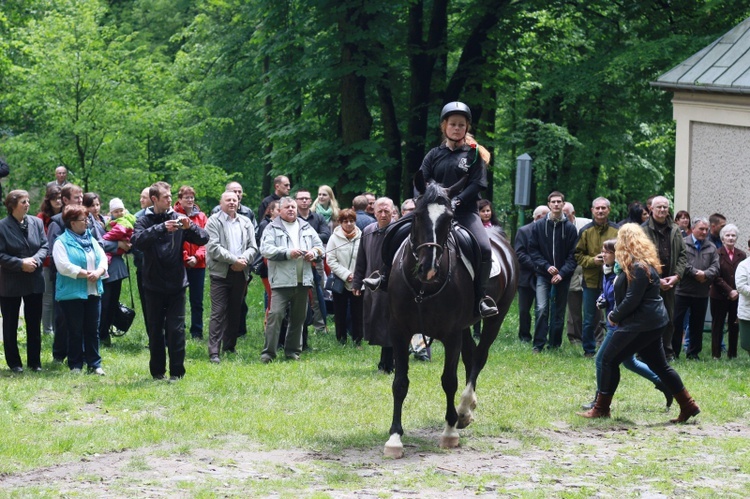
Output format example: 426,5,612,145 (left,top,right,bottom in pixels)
384,175,518,458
